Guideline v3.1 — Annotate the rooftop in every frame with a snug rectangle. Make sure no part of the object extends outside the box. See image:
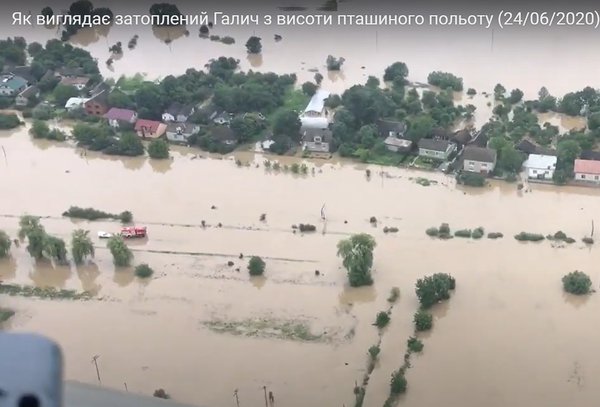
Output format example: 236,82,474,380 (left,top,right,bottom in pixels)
166,102,194,117
304,89,330,114
65,97,89,109
384,136,412,148
166,122,198,133
104,108,137,122
377,119,407,137
135,119,162,133
60,76,90,86
418,138,454,152
0,75,27,90
574,159,600,175
18,85,38,98
300,116,329,130
525,154,557,169
463,146,497,163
